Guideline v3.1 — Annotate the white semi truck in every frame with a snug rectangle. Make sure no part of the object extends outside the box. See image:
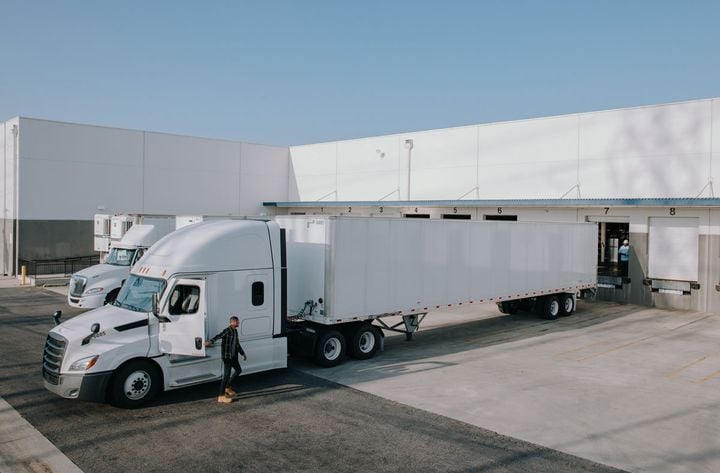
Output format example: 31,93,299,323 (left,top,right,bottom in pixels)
68,221,175,309
44,217,597,407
